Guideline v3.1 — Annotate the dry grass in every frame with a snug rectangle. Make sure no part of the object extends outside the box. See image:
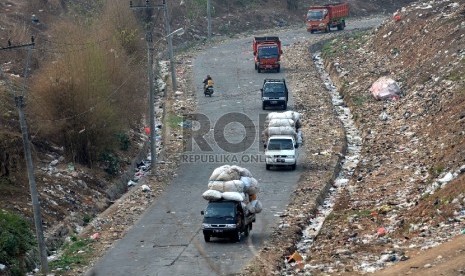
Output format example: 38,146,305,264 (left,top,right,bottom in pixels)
27,0,146,167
